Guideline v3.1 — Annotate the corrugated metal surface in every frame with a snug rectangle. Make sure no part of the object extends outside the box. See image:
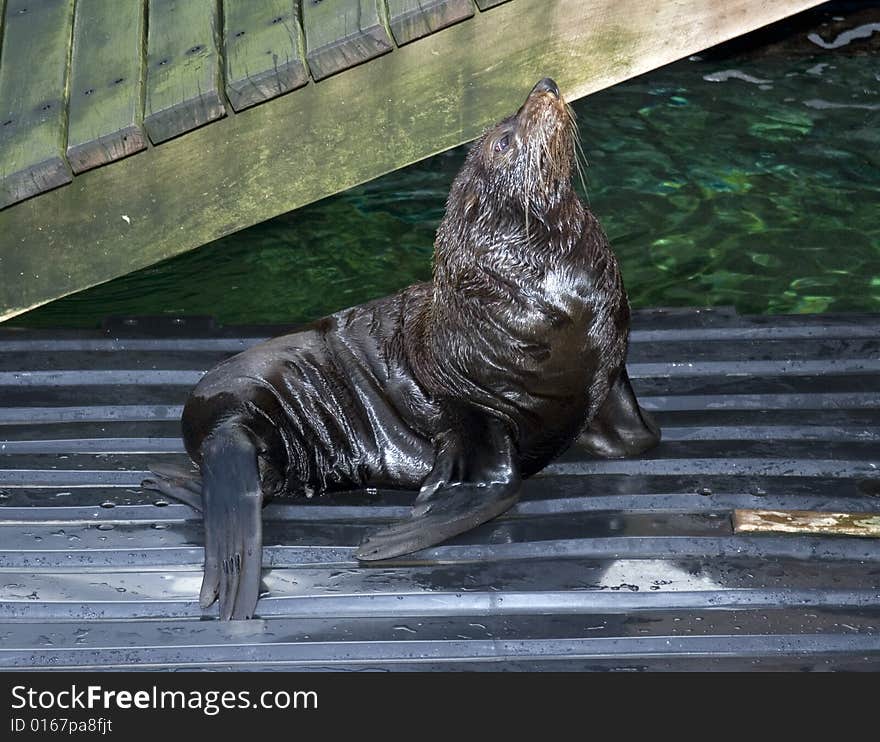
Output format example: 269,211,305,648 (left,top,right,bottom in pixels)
1,307,878,671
